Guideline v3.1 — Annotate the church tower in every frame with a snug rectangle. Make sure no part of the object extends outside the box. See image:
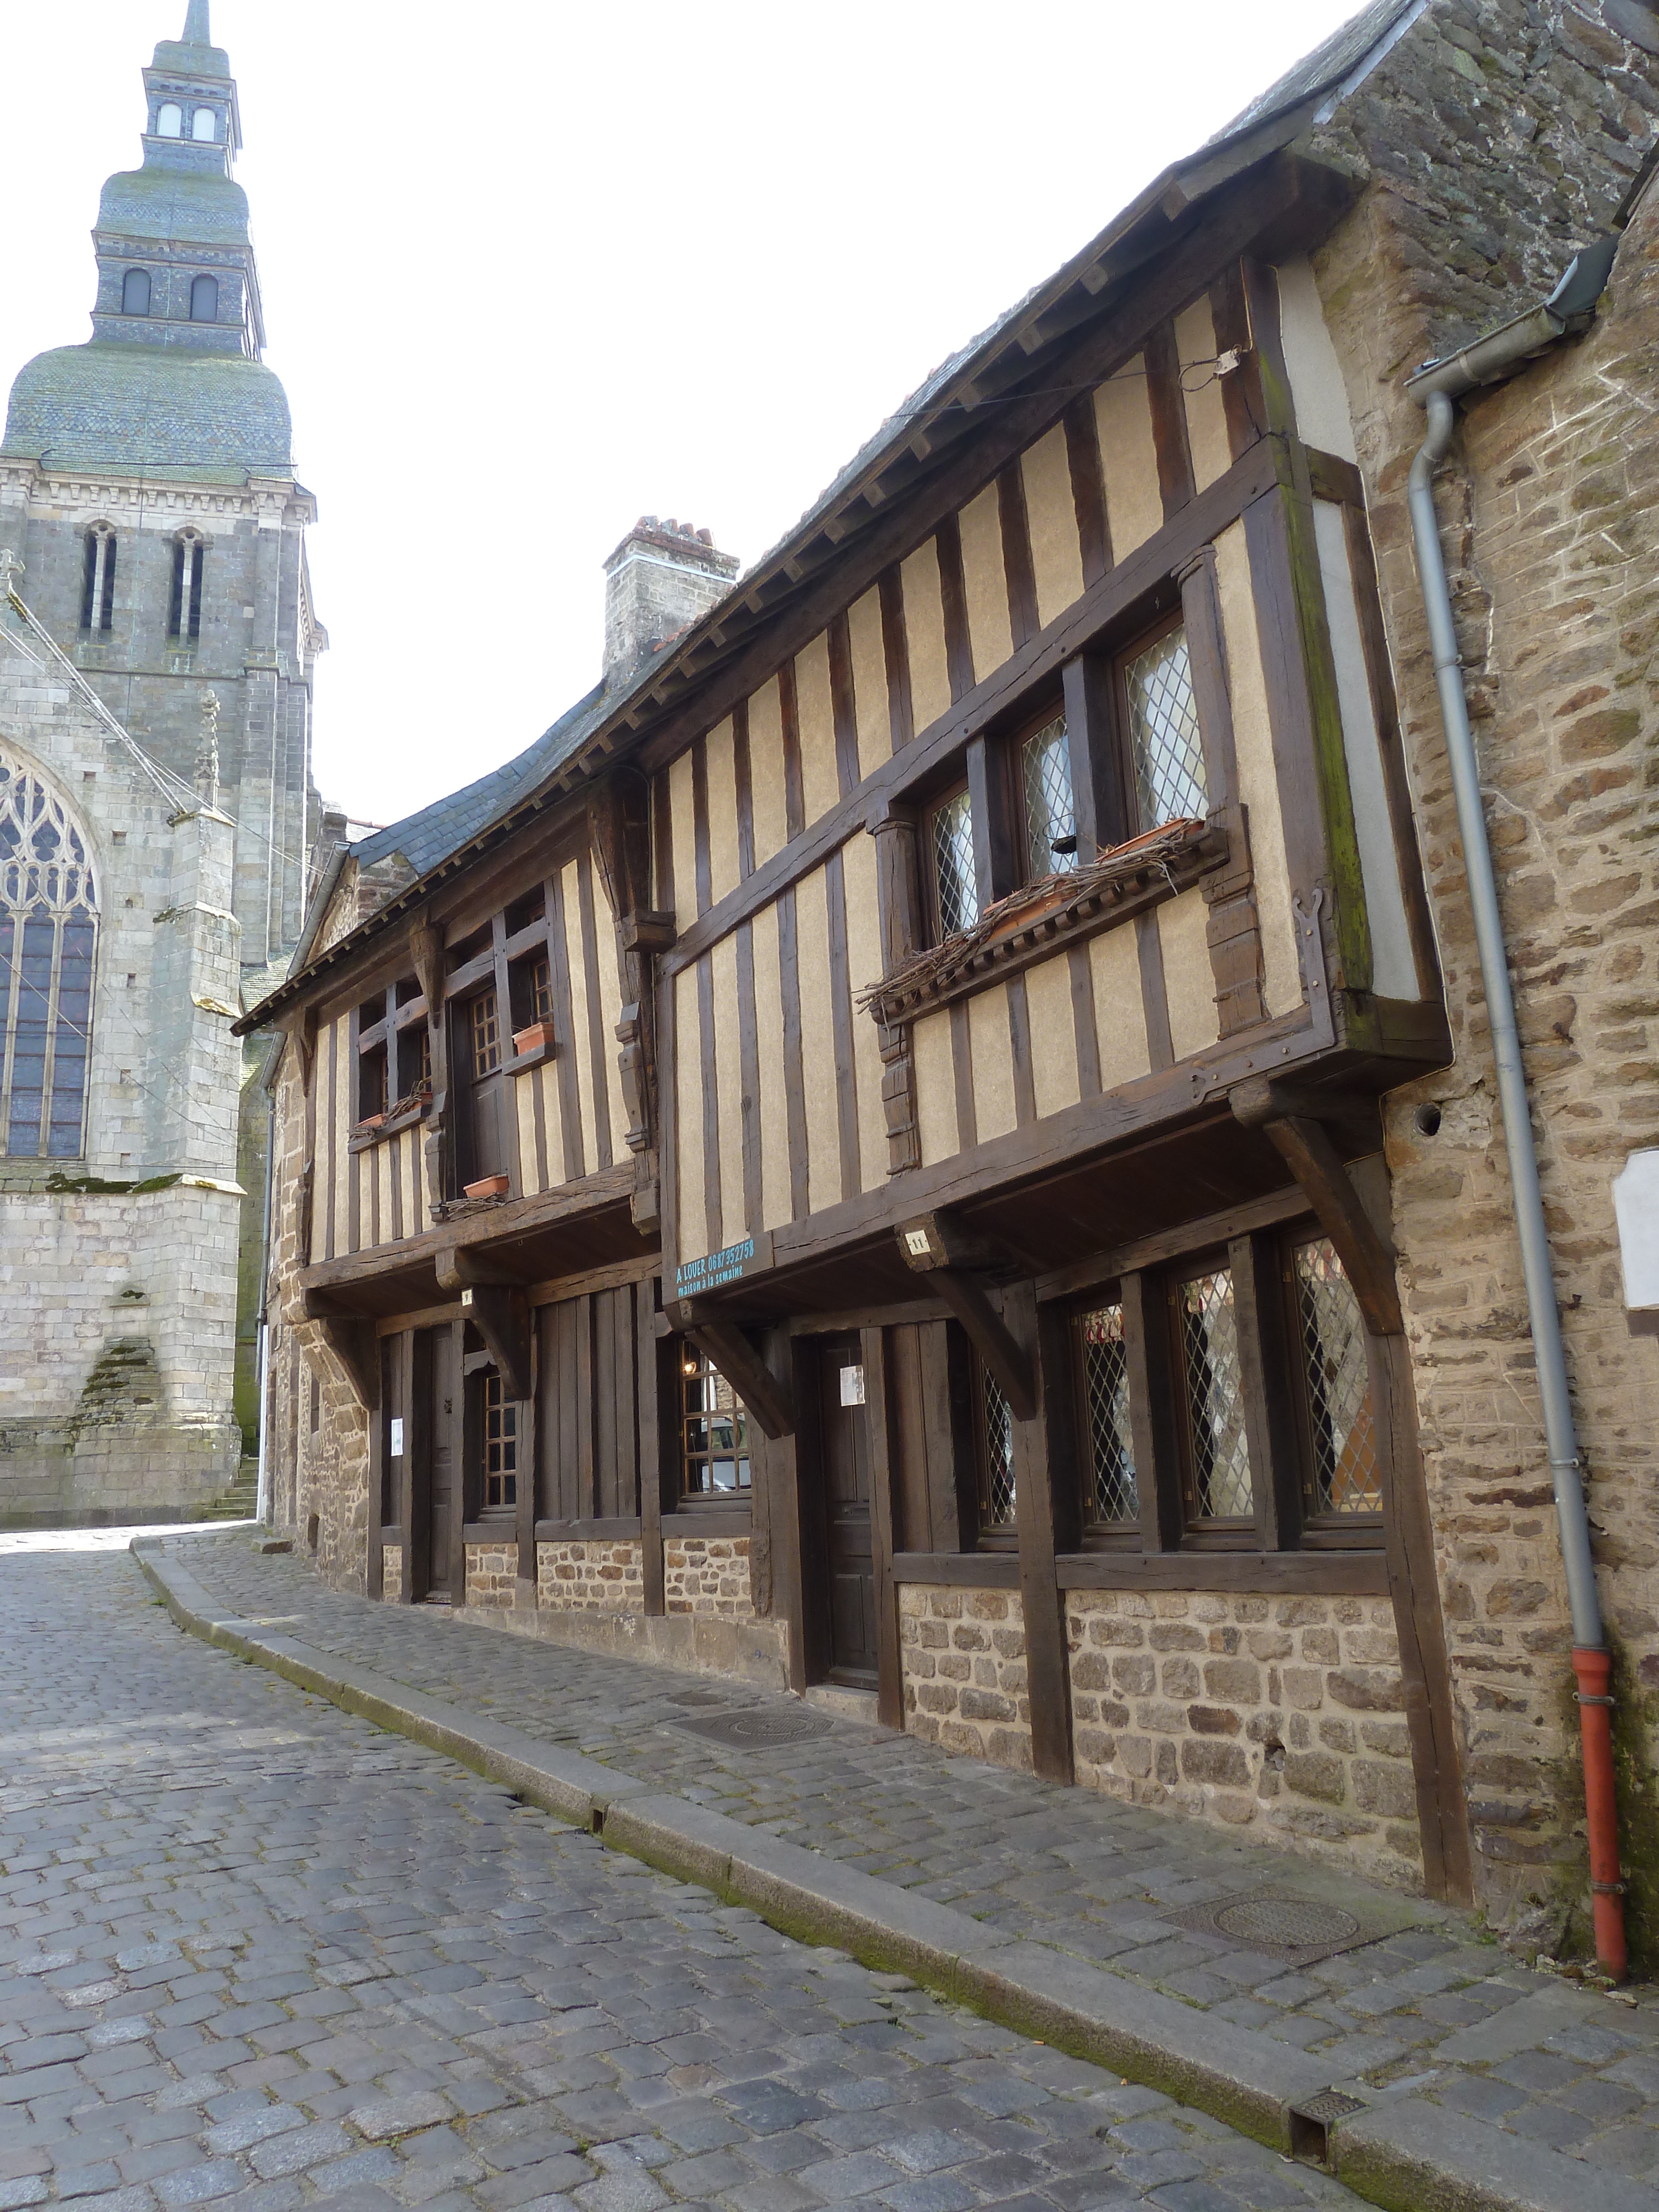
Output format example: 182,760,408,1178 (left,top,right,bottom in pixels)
0,0,323,980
